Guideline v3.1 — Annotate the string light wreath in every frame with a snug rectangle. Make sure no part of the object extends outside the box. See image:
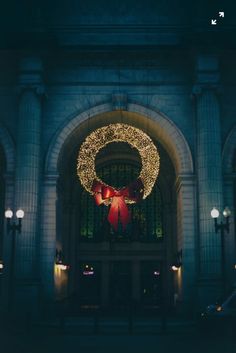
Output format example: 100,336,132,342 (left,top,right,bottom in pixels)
77,123,160,230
